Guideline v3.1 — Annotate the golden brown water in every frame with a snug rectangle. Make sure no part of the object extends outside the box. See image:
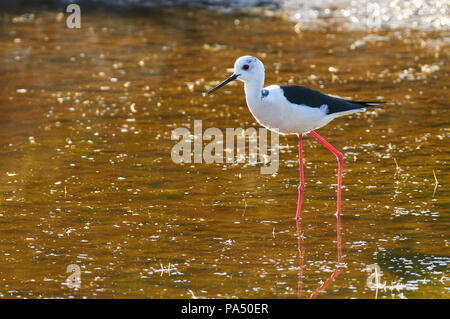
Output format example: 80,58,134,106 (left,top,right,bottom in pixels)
0,8,448,299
